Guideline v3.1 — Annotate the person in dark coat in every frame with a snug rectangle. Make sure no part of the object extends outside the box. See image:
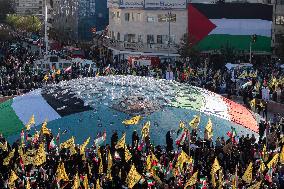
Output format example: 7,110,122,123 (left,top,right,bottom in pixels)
166,131,173,152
